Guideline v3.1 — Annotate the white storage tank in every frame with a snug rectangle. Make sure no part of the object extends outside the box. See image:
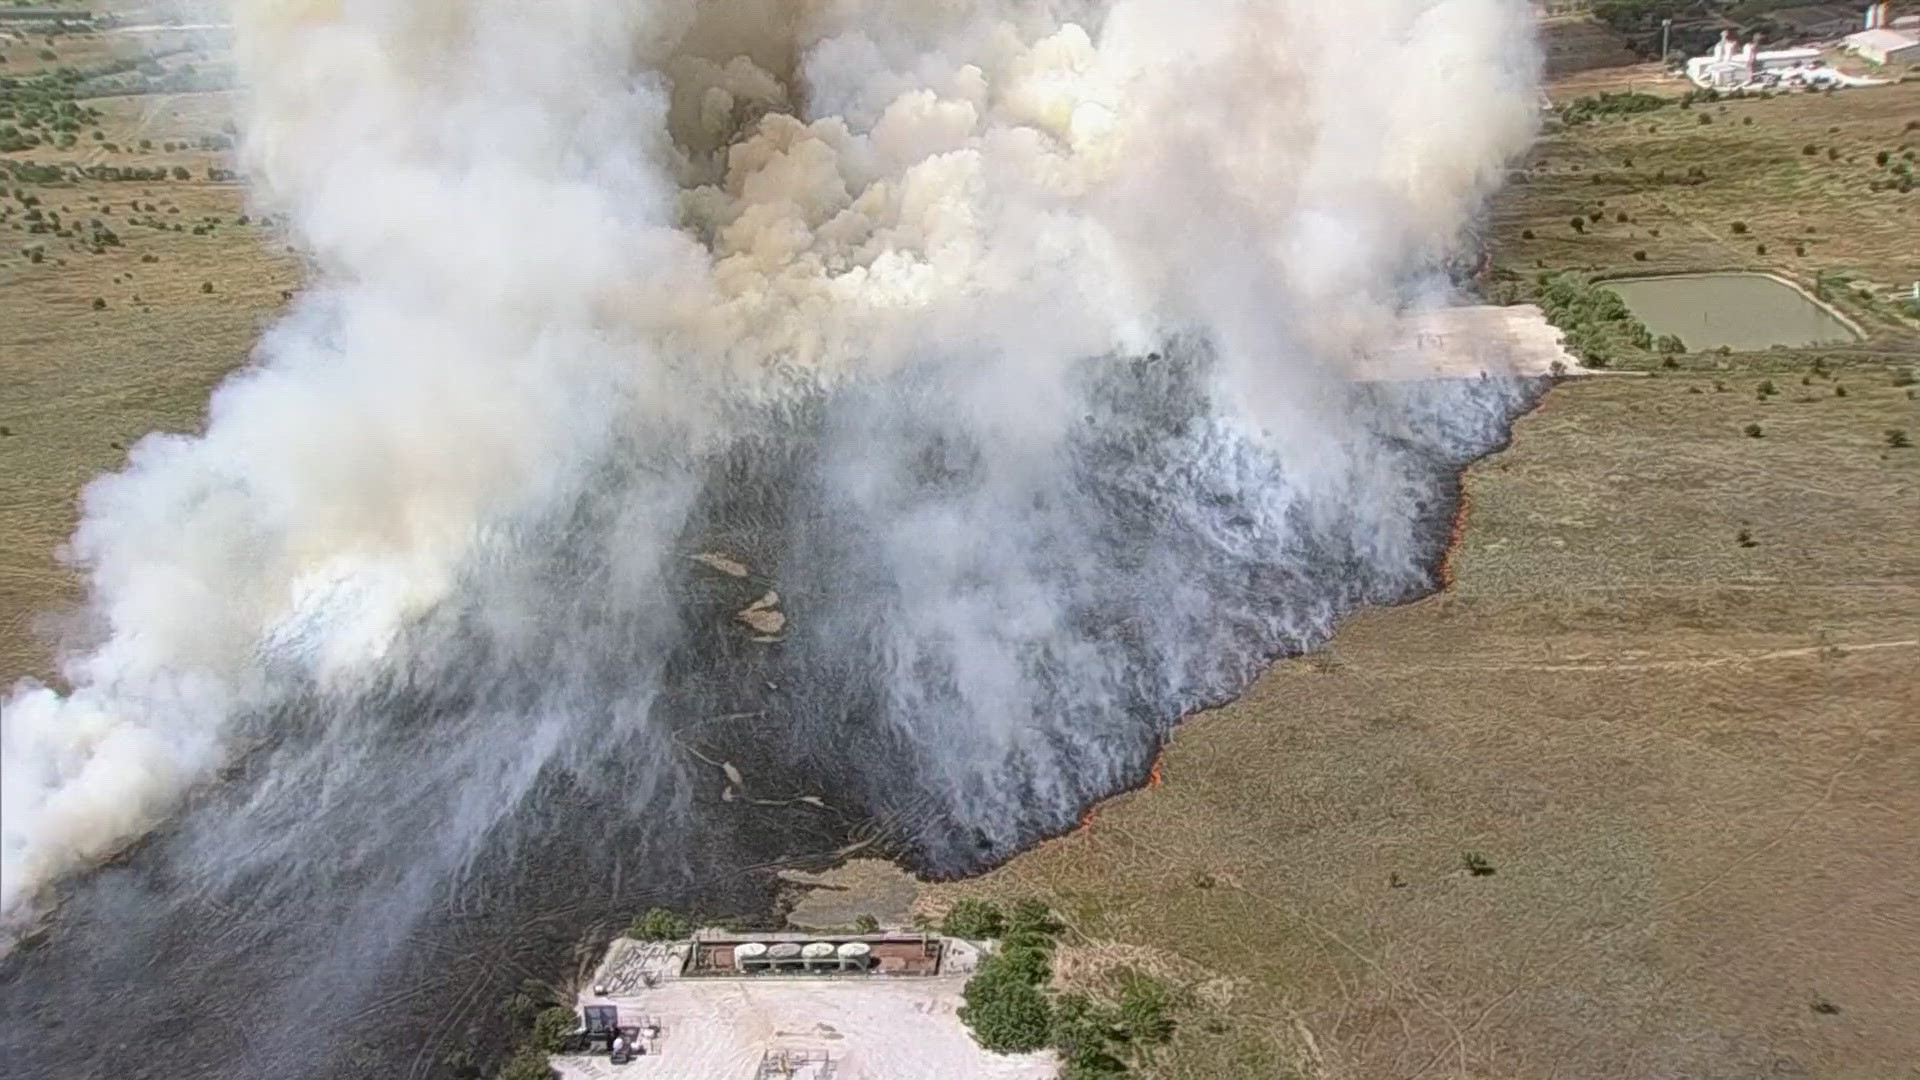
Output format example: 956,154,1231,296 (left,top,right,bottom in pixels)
733,941,769,971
